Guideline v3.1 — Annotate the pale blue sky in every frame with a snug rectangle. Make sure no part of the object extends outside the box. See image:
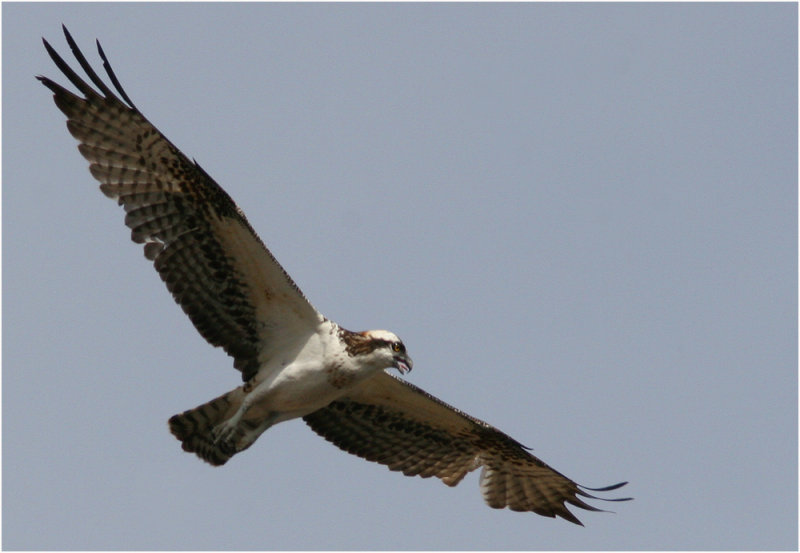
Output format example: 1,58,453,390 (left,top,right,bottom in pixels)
3,3,797,550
